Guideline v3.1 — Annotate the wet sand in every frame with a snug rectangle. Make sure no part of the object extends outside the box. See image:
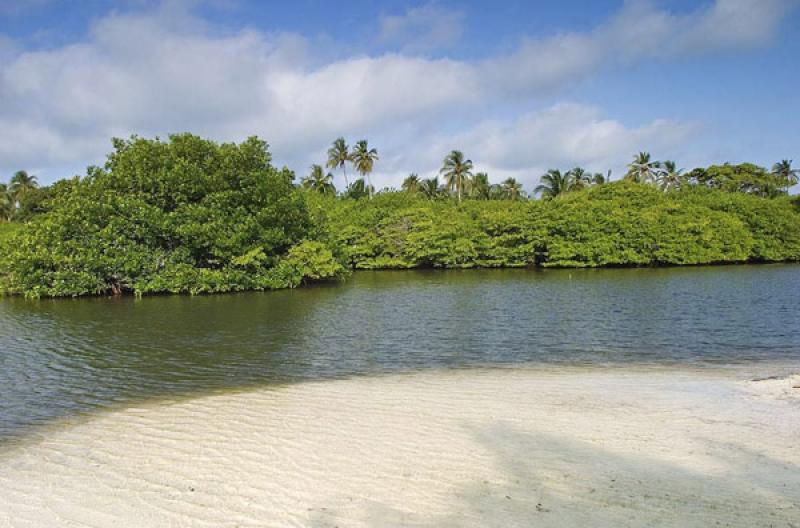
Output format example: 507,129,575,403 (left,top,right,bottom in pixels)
1,368,798,527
